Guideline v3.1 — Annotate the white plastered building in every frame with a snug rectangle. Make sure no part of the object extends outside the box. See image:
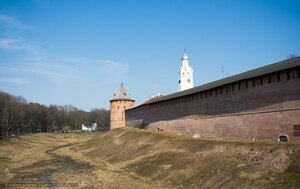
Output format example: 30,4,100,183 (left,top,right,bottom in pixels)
178,51,194,91
81,123,97,131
